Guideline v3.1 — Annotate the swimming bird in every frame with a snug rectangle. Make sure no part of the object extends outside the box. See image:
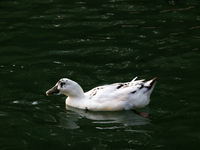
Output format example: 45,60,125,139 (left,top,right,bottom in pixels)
46,77,157,118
